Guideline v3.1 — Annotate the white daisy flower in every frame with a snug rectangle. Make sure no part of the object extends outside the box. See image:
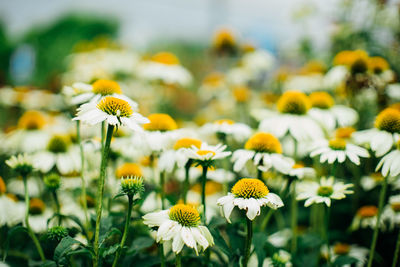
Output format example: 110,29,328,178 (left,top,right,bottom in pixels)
142,204,213,255
296,177,353,207
263,250,293,267
284,73,324,93
7,177,42,197
353,108,400,157
73,94,149,131
258,91,324,142
231,132,294,174
324,243,368,267
5,153,35,177
200,119,252,143
310,138,369,165
350,205,387,231
185,142,231,164
26,198,53,233
62,82,93,105
375,138,400,177
0,178,25,227
382,195,400,230
323,65,348,90
360,172,387,191
217,178,284,222
308,92,358,131
288,163,316,180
